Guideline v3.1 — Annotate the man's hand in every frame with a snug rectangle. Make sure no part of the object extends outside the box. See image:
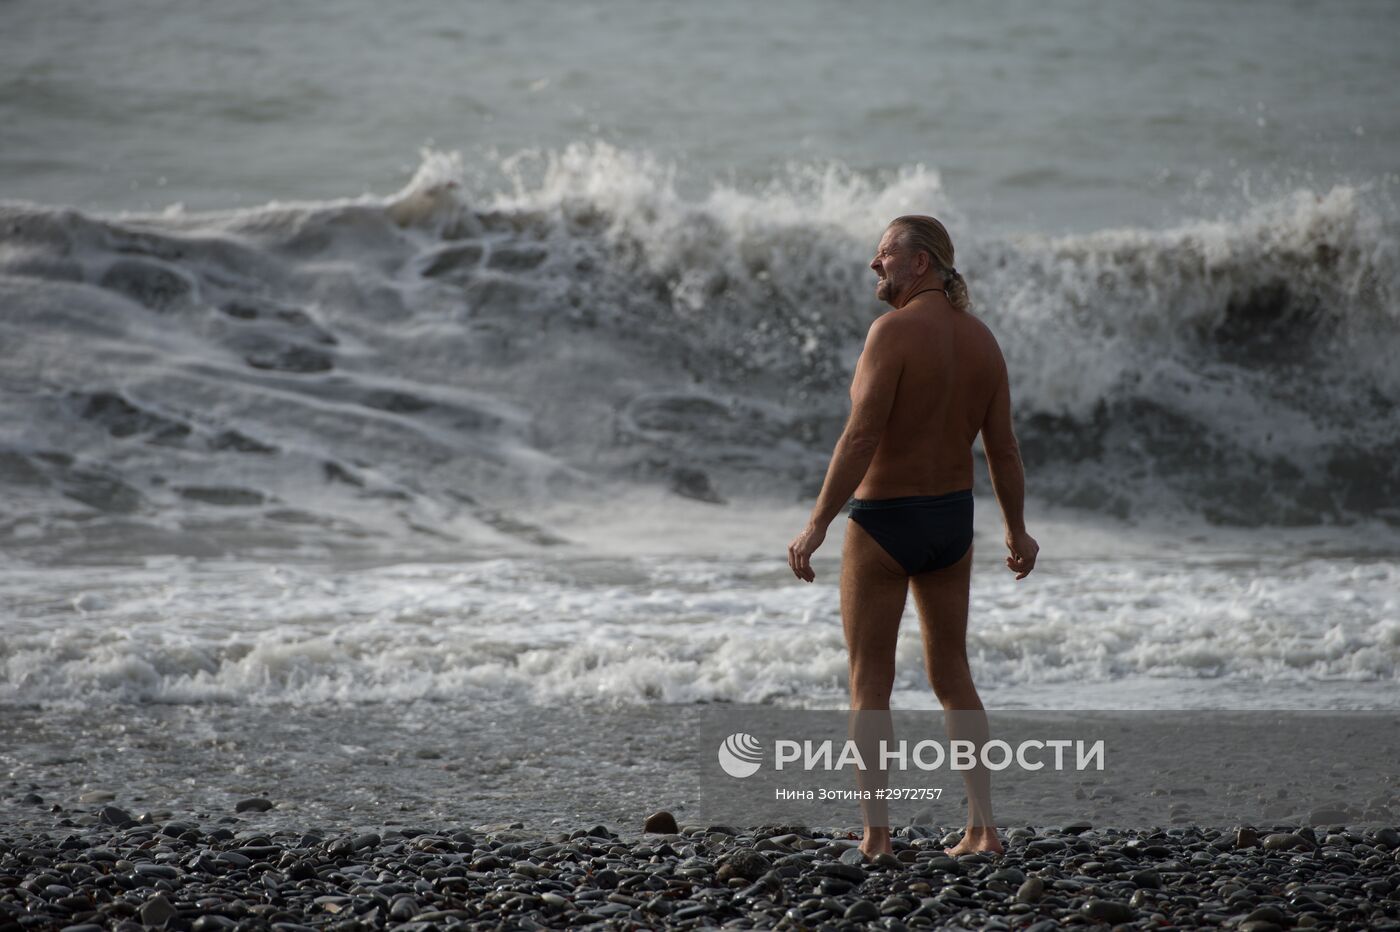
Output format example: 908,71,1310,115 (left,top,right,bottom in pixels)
1005,529,1039,580
788,523,828,582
